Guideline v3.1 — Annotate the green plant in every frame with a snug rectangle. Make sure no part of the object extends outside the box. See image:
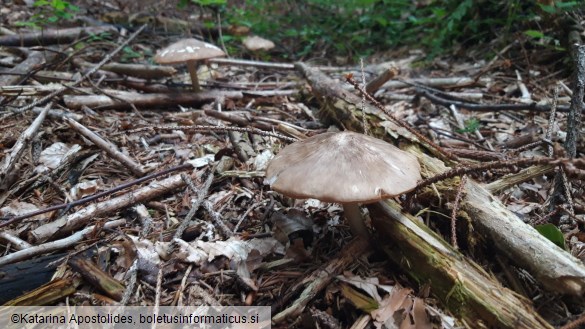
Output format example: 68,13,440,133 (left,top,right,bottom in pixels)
457,118,480,134
183,0,581,62
15,0,79,28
